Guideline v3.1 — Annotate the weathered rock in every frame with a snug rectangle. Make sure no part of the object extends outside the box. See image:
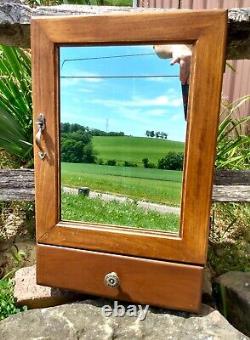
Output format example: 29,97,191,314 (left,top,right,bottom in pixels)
215,271,250,337
14,265,85,309
202,266,213,297
0,213,23,251
0,301,248,340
